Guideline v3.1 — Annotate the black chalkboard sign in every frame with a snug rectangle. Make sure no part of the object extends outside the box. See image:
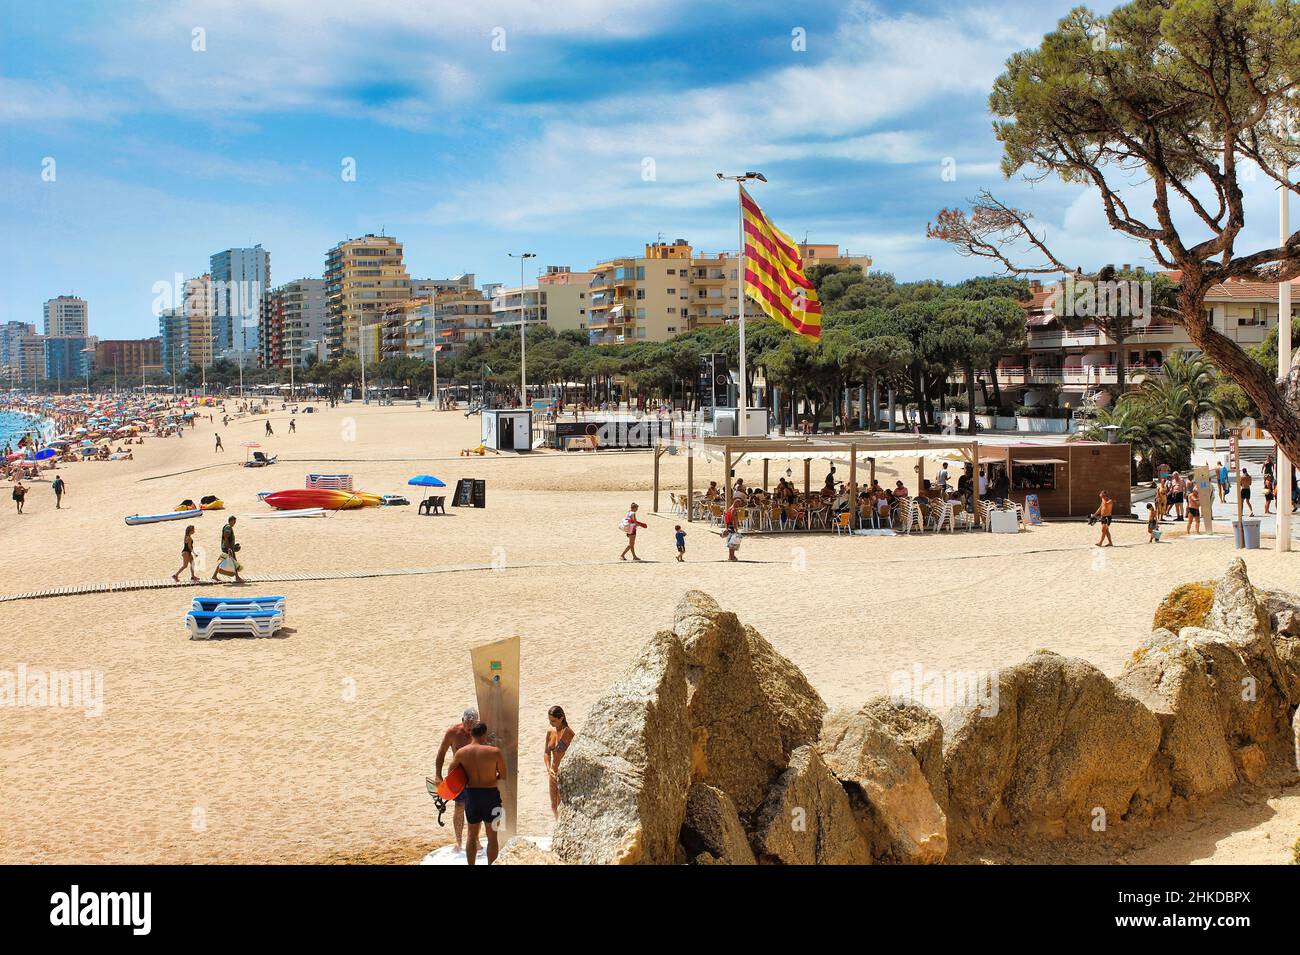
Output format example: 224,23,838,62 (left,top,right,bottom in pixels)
452,478,486,508
453,478,474,507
